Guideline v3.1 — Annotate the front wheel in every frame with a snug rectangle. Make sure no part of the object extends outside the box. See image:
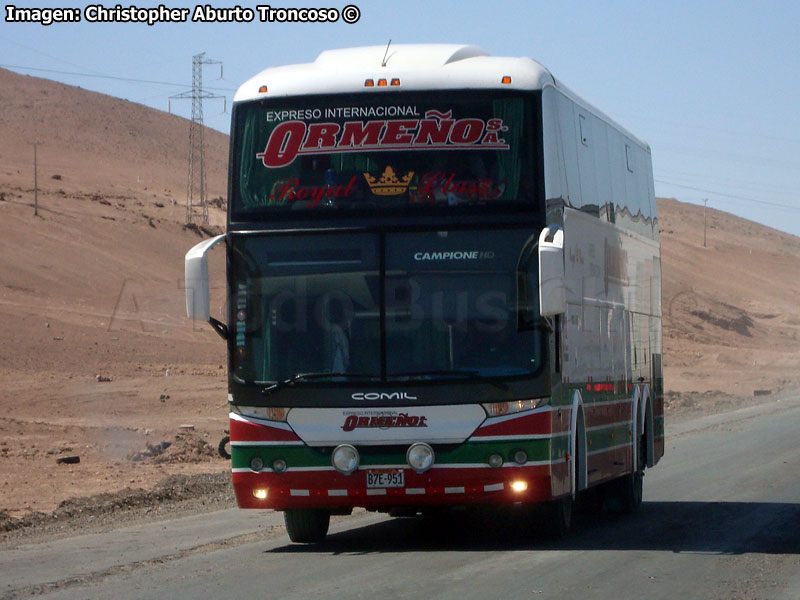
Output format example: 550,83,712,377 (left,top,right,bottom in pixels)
539,495,572,539
284,509,330,543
